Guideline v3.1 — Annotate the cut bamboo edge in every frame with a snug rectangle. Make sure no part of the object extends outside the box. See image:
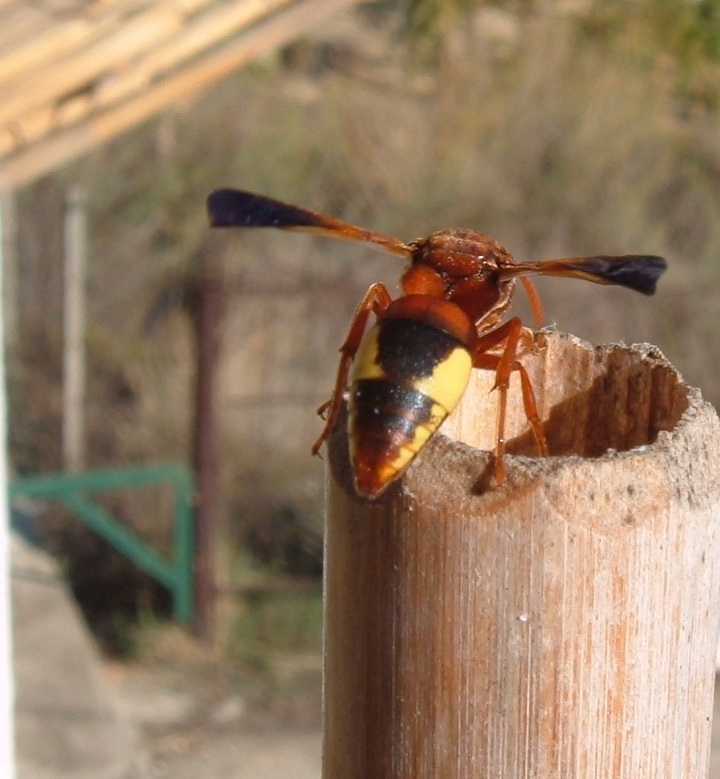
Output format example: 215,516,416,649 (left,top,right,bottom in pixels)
323,330,720,779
